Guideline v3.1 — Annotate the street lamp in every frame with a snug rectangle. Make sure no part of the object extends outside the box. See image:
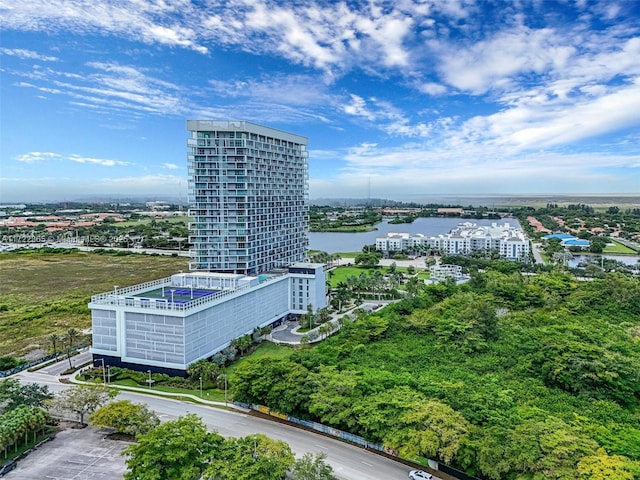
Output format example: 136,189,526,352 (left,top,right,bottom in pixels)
199,376,203,397
218,373,228,406
147,370,153,388
253,433,257,460
224,374,228,406
93,358,106,385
